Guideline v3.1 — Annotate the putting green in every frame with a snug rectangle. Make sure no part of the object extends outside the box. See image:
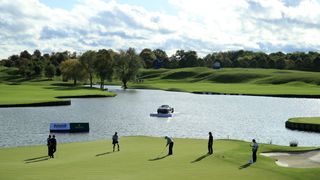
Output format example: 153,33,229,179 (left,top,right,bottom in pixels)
288,117,320,125
0,136,319,180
